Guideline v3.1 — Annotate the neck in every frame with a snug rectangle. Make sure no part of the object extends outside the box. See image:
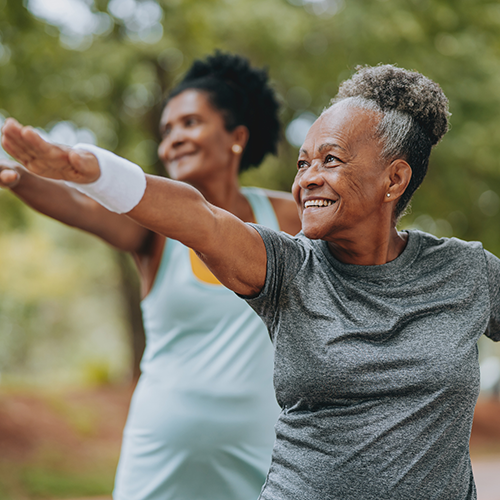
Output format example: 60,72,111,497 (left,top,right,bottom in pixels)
327,225,408,266
188,164,254,223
